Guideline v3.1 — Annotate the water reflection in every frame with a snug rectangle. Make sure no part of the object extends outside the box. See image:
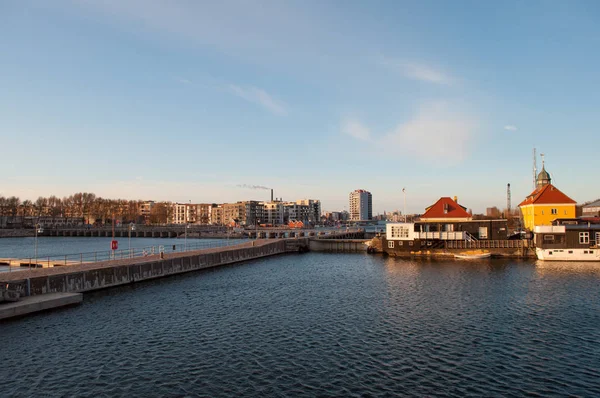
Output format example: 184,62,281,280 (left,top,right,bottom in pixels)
535,260,600,276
